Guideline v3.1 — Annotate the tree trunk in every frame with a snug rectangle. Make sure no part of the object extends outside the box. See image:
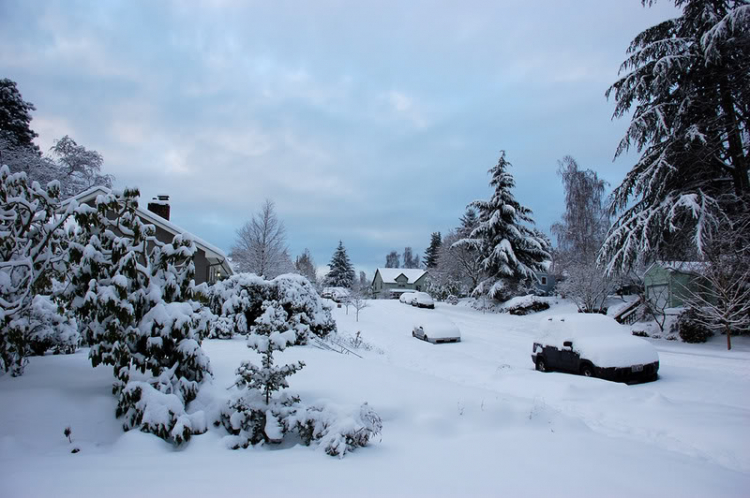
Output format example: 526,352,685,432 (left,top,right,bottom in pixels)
719,77,749,195
726,324,732,351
